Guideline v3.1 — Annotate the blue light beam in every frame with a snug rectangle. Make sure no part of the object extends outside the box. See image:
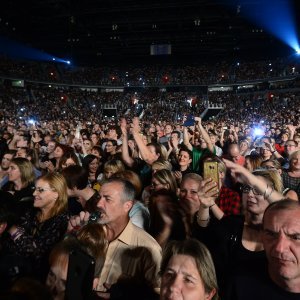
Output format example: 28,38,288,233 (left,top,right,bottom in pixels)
221,0,300,52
